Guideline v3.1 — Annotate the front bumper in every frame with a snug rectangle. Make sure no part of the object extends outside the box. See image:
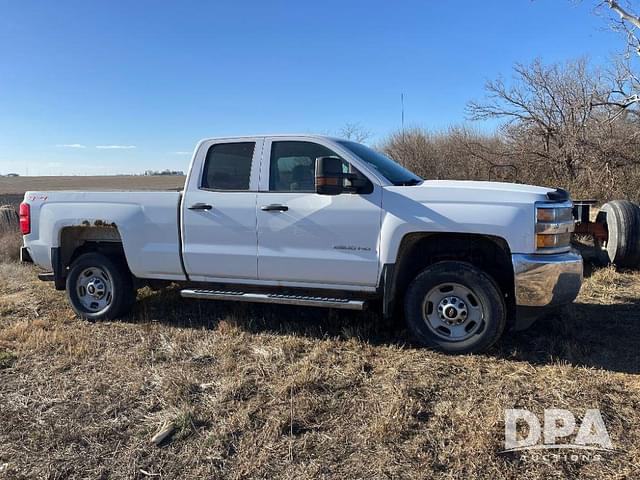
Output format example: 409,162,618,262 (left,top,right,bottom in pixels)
512,250,583,308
